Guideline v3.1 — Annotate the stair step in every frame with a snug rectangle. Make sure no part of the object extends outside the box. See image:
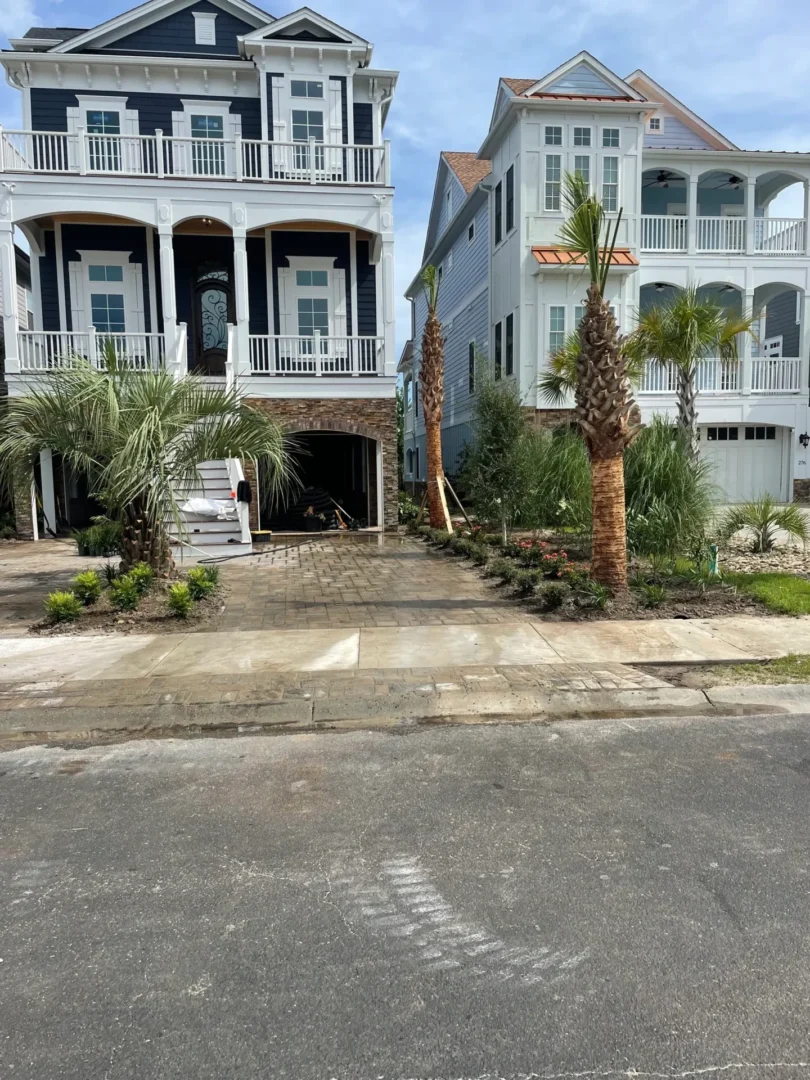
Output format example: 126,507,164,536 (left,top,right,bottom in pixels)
170,520,240,533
